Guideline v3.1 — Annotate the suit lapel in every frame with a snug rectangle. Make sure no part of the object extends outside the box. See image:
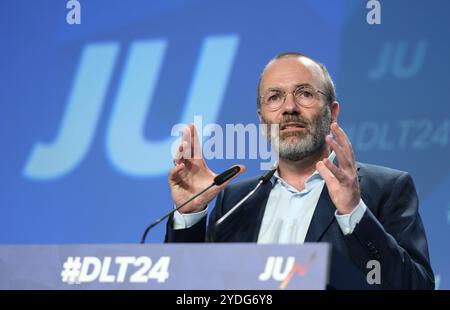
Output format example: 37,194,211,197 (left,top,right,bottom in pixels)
219,180,273,242
248,181,273,242
304,184,336,242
